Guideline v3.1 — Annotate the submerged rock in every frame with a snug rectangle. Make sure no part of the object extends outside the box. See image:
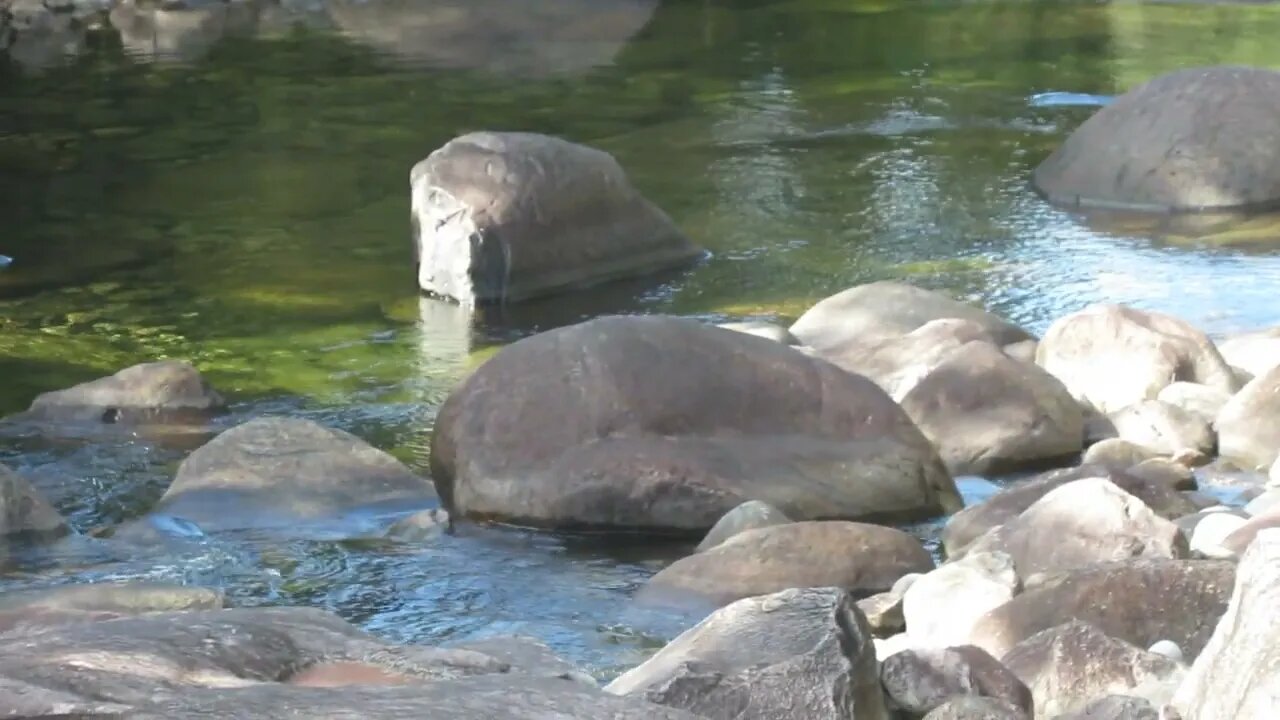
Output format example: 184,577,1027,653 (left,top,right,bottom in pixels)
410,131,701,304
20,360,225,425
431,315,960,533
1036,304,1237,415
0,463,67,543
146,417,437,531
639,521,933,609
1171,529,1280,719
1032,66,1280,211
607,587,889,720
